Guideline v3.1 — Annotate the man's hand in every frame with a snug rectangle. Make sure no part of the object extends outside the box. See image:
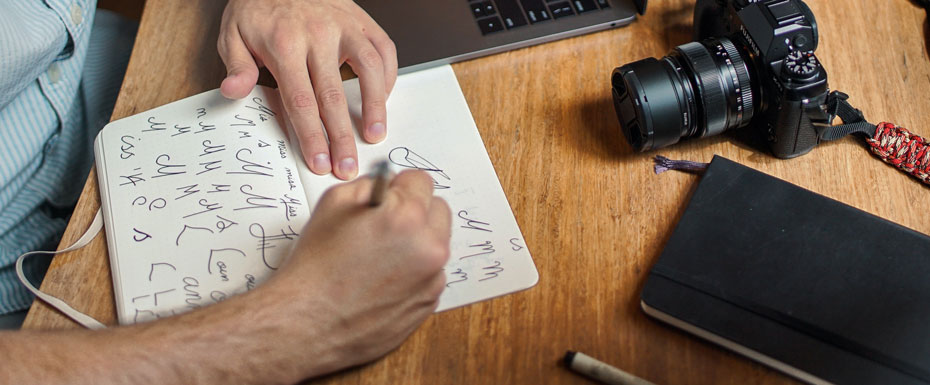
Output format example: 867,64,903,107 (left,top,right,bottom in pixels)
262,170,452,378
0,171,450,385
218,0,398,180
